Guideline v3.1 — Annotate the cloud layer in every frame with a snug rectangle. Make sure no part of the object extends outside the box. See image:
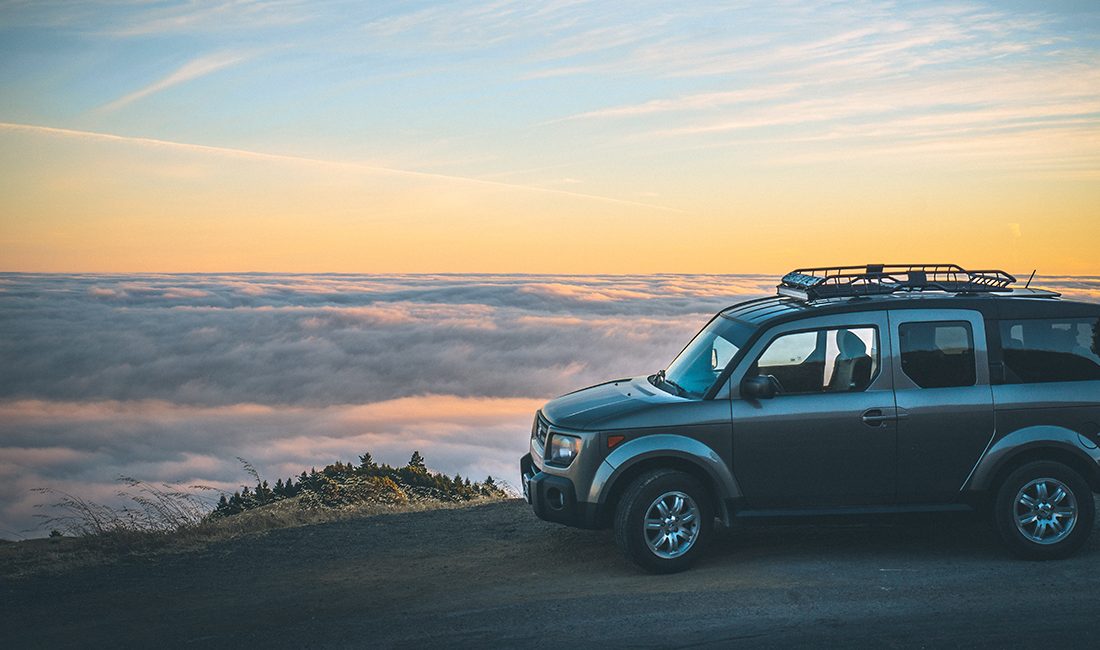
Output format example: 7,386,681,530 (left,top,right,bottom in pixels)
1,272,1096,538
0,273,773,537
